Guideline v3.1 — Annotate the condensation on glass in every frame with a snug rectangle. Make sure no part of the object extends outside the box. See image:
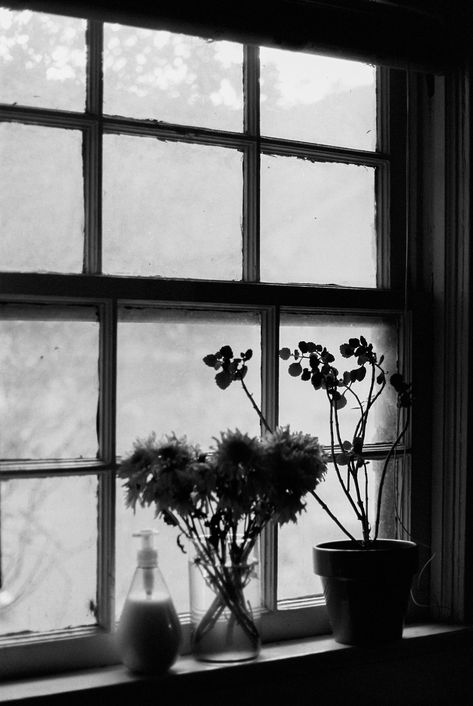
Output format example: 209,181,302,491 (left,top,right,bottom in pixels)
116,307,261,455
260,155,377,287
103,23,243,131
102,135,243,279
260,47,376,150
0,8,86,111
0,304,100,460
277,314,400,601
0,123,84,273
0,475,98,634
